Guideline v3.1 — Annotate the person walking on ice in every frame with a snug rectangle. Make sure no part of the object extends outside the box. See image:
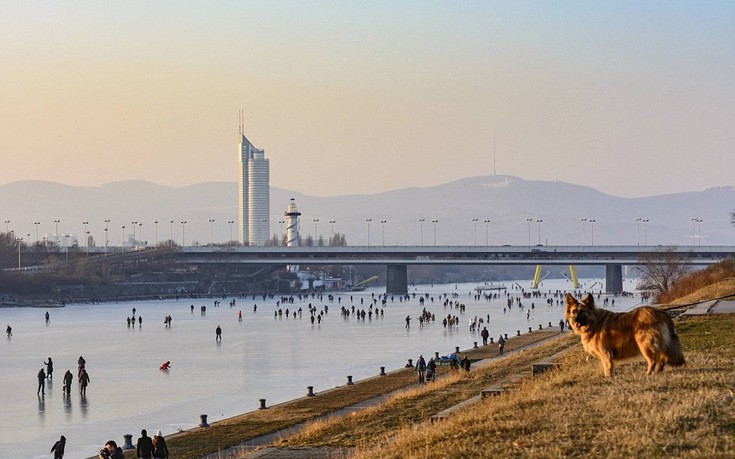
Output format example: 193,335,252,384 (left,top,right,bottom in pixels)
215,325,222,341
